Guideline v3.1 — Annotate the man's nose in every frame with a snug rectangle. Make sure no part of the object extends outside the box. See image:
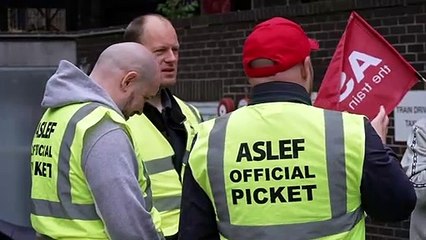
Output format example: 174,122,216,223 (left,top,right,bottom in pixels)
164,49,177,63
